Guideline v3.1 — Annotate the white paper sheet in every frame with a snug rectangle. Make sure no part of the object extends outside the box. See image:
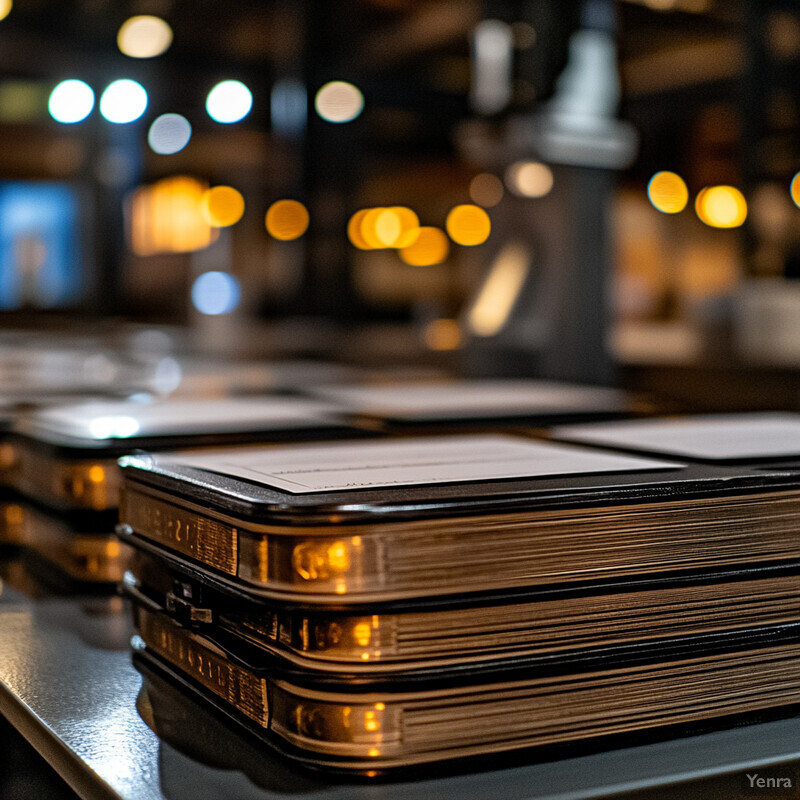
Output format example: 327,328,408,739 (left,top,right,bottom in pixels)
552,413,800,460
167,434,682,493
